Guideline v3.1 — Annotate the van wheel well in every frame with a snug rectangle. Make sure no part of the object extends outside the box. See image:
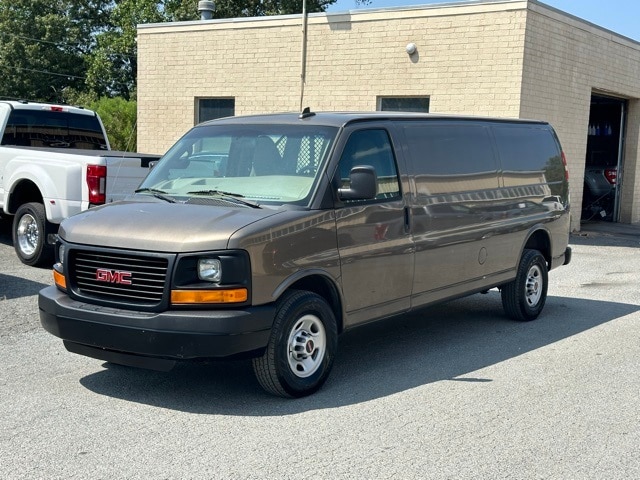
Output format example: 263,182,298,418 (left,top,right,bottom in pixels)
8,180,43,214
524,229,551,266
287,275,344,333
